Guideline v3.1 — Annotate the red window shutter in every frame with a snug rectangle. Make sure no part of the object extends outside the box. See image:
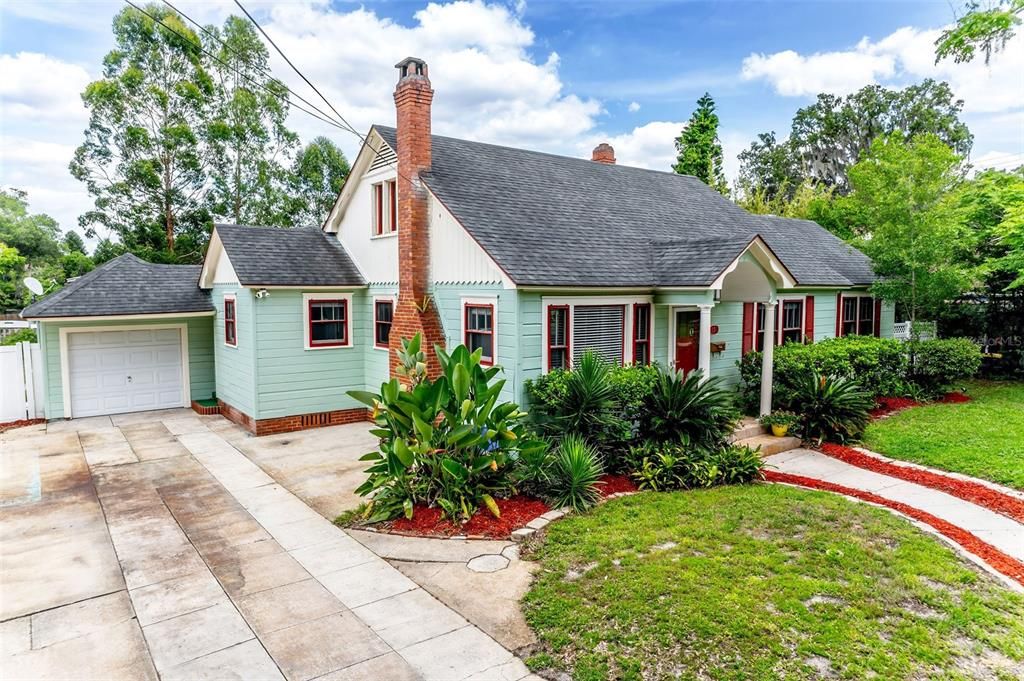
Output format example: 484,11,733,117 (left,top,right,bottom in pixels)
873,298,882,337
804,296,814,343
741,302,754,354
835,293,843,337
